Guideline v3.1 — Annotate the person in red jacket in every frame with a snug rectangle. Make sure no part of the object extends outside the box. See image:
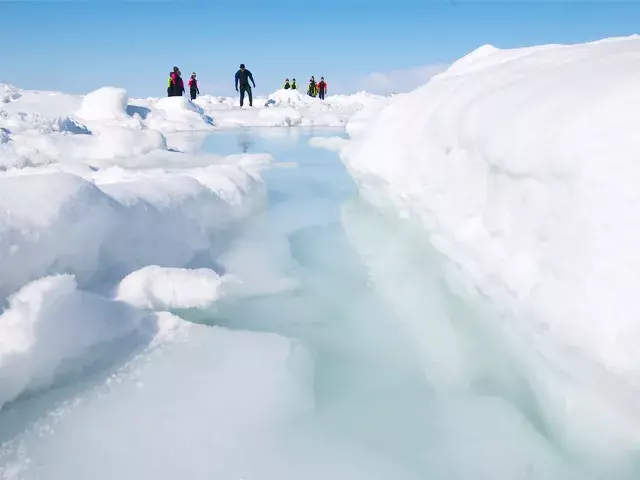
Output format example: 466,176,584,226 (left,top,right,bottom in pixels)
318,77,327,100
188,72,200,100
169,67,185,97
